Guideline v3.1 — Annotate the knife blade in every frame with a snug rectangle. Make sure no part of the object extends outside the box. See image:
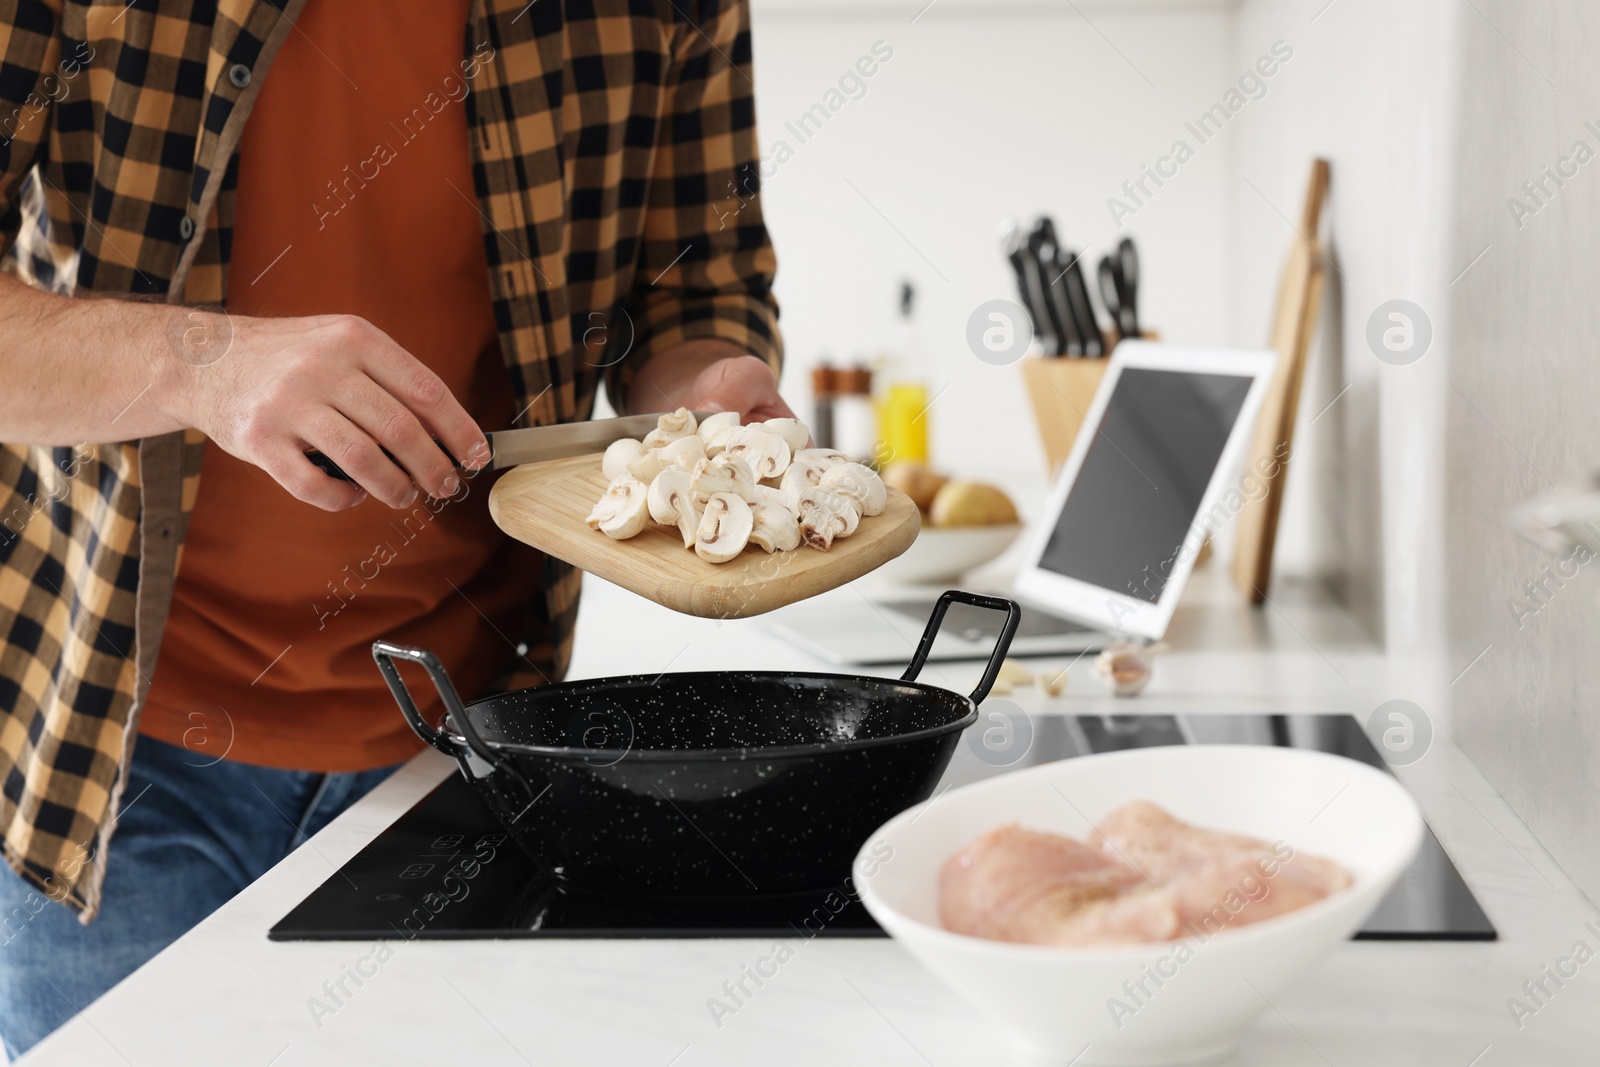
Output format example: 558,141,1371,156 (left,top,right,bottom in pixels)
305,411,716,482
